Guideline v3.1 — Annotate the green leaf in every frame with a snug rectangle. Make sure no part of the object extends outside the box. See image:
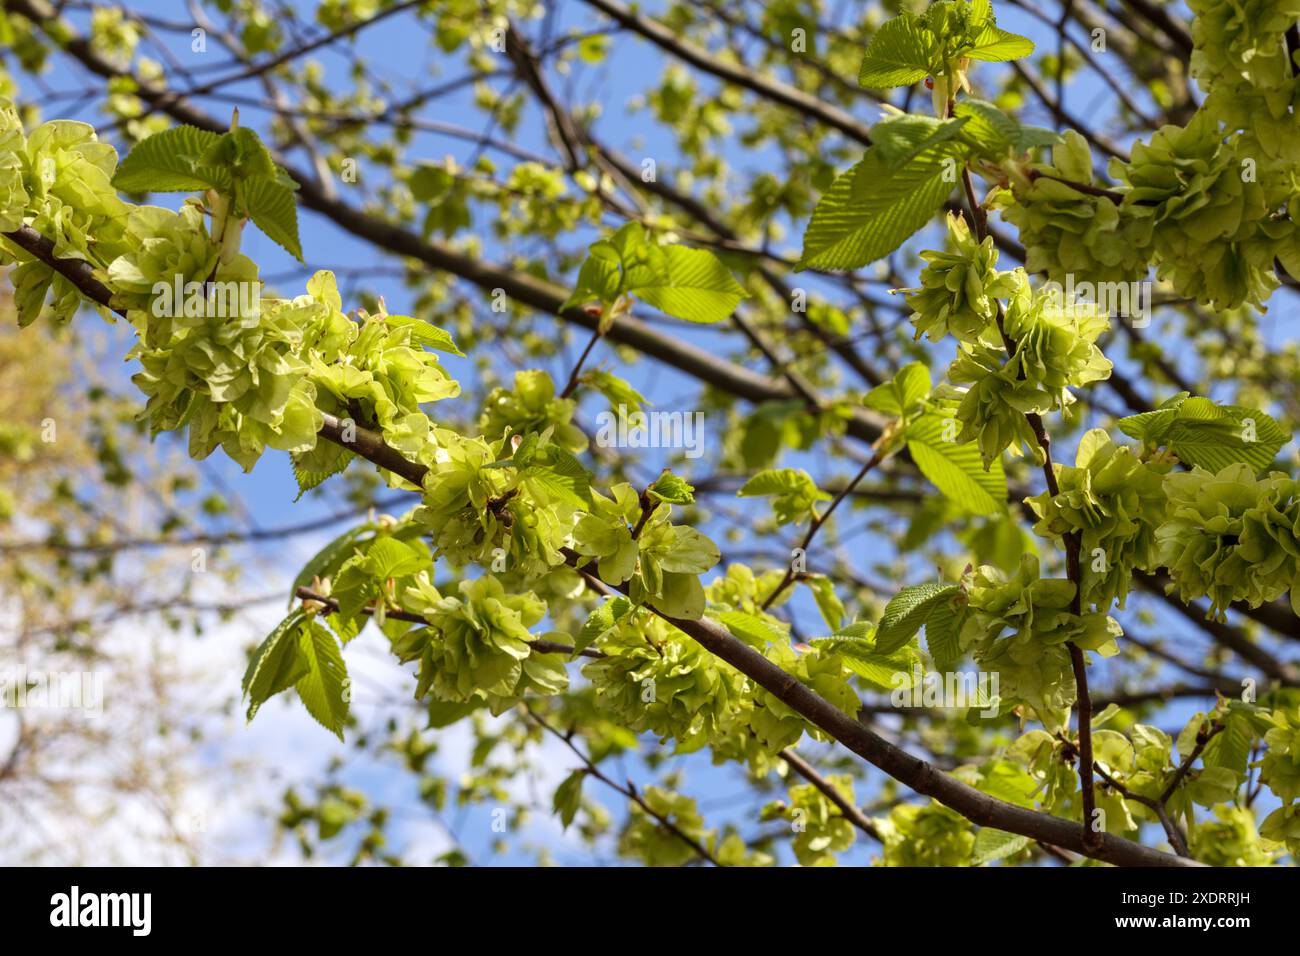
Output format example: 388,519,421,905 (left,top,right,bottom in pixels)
583,368,648,414
906,414,1006,515
804,575,846,632
737,467,831,523
797,144,966,272
972,827,1032,865
12,261,52,328
715,609,787,647
864,361,930,417
811,635,922,691
524,462,593,508
112,124,228,193
576,597,634,654
924,595,964,673
954,99,1058,156
876,582,962,654
364,537,429,578
1118,396,1290,473
385,314,464,355
630,245,748,323
295,620,350,740
553,770,585,829
410,163,455,201
242,176,303,261
858,13,938,88
289,525,370,602
871,115,970,171
243,610,309,721
967,25,1035,63
647,470,695,505
291,443,351,501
